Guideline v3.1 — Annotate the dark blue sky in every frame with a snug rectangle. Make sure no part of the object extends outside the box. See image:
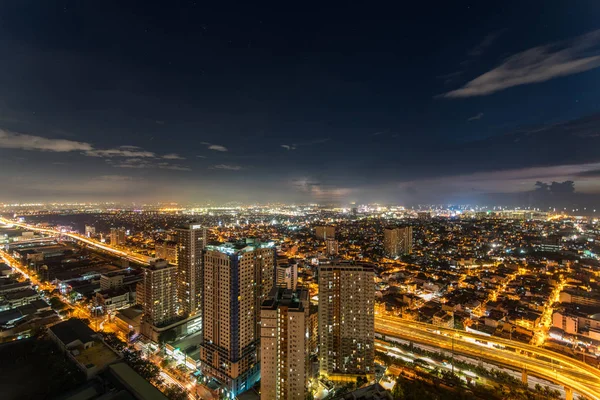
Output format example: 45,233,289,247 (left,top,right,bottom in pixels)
1,1,600,206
